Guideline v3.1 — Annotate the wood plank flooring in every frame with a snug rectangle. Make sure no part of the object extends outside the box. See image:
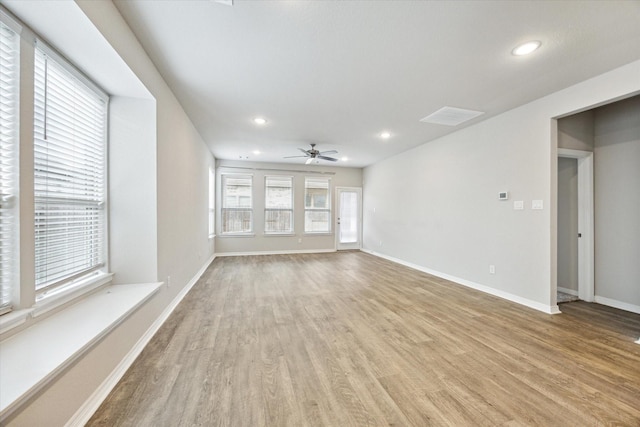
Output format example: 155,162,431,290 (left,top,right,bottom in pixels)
88,252,640,426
